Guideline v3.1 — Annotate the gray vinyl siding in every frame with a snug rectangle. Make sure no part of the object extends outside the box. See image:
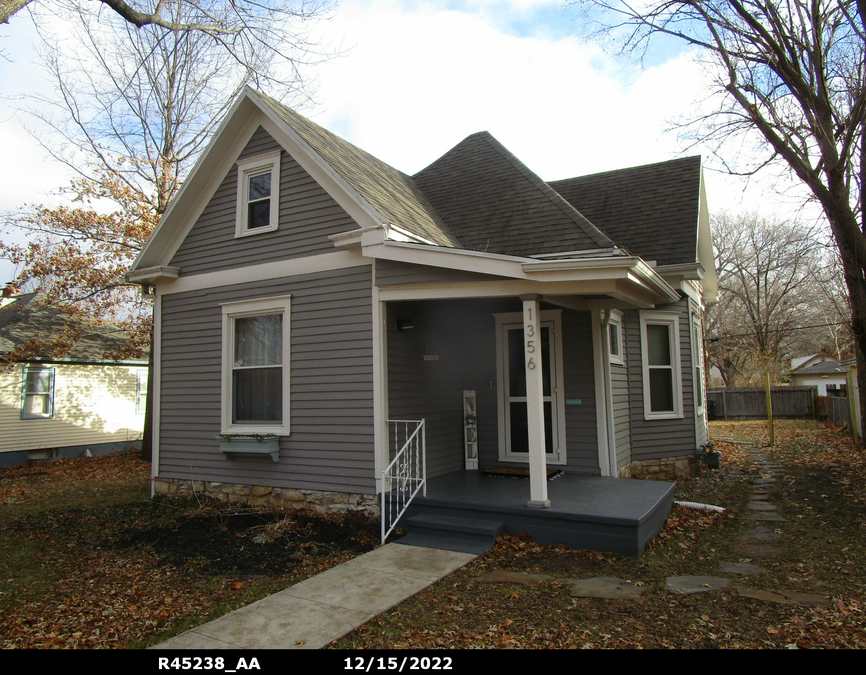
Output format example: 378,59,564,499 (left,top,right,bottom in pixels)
627,296,698,461
169,127,359,275
386,299,600,478
375,259,507,287
157,265,375,493
611,360,631,472
561,310,601,475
